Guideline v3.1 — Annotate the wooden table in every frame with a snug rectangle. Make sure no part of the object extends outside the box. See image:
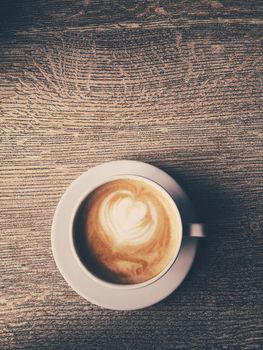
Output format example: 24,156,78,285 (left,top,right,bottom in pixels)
1,1,262,349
